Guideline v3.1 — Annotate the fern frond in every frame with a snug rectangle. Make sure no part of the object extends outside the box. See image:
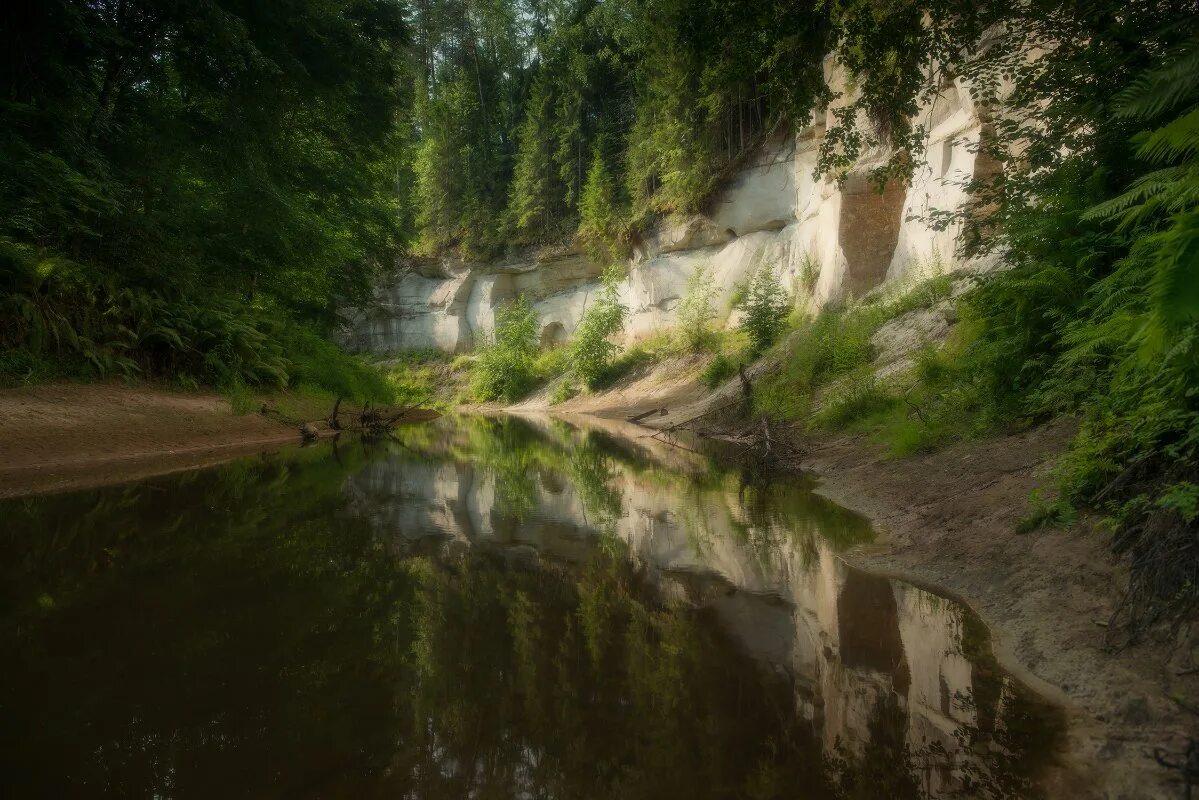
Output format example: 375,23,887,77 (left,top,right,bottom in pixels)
1147,209,1199,328
1134,107,1199,165
1115,37,1199,120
